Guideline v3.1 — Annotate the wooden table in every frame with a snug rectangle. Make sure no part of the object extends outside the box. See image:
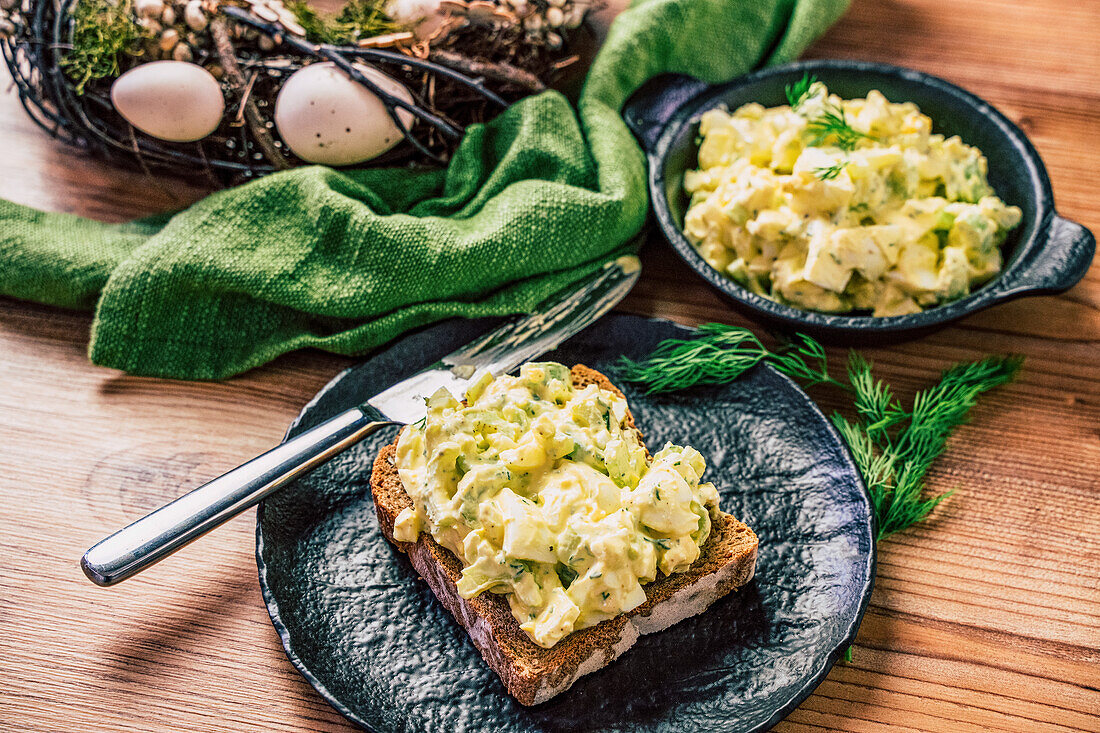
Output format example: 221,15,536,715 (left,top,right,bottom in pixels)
2,1,1097,730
